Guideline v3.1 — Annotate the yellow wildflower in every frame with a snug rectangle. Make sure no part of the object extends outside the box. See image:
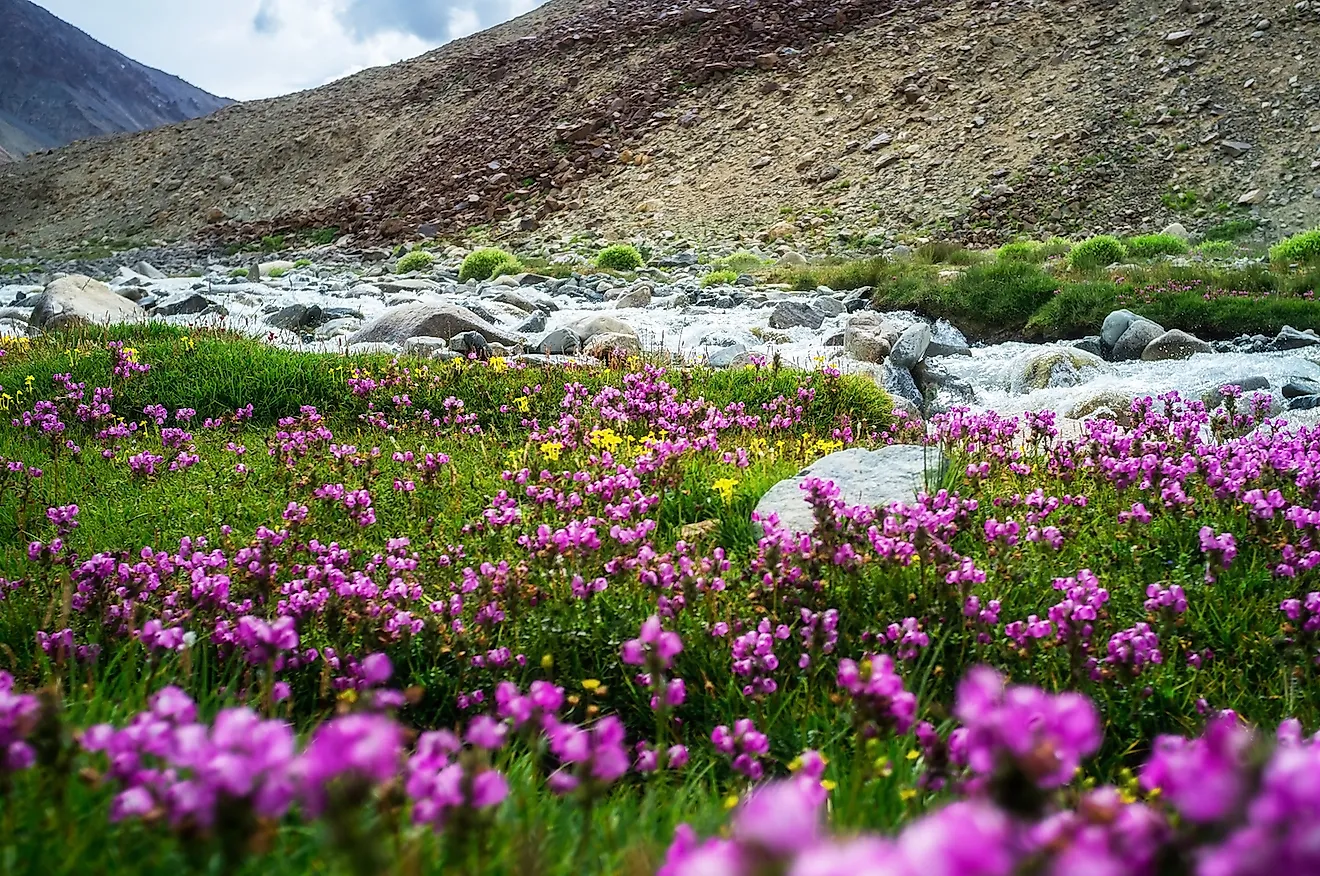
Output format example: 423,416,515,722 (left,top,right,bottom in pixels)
541,653,554,670
581,679,601,692
541,441,564,462
712,477,738,504
723,794,739,811
514,396,531,413
589,428,623,455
